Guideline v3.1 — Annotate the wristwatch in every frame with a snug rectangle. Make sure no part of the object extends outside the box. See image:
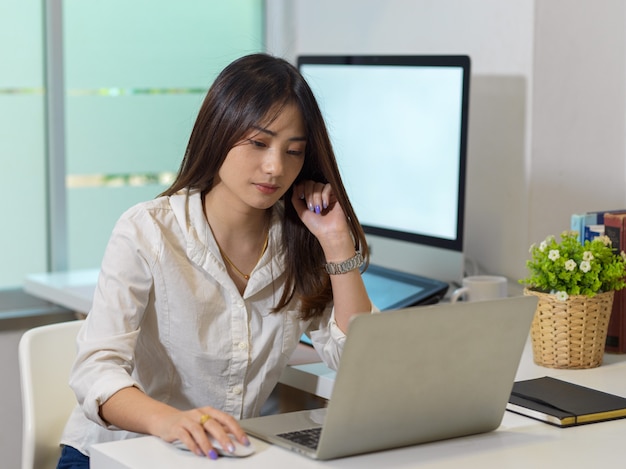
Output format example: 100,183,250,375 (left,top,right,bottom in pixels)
324,251,364,275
